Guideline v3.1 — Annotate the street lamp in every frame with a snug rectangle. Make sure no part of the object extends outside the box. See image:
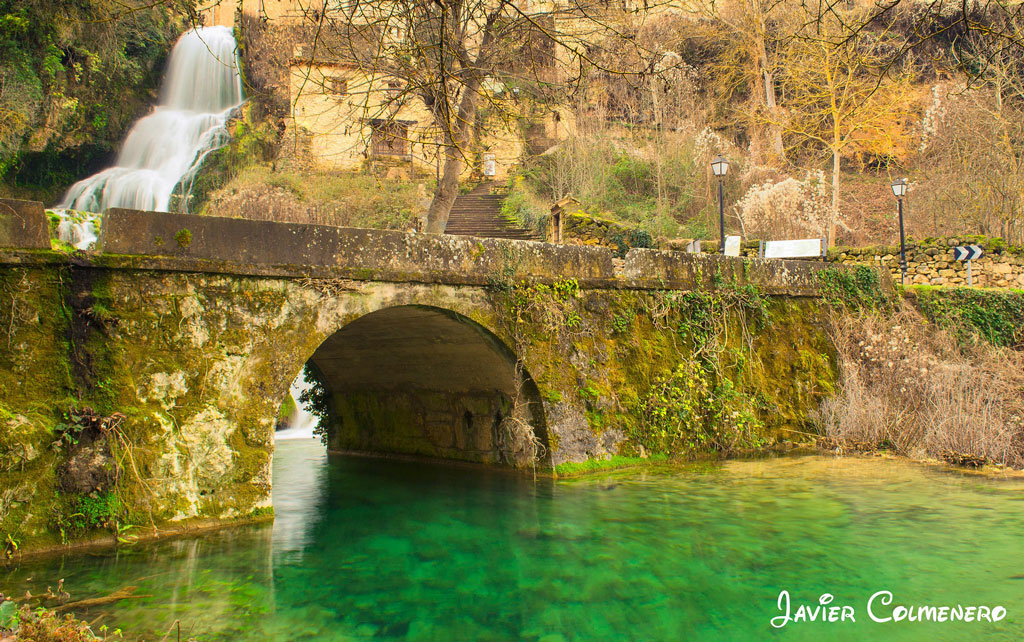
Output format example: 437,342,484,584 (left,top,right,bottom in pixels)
891,177,908,285
711,155,729,254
